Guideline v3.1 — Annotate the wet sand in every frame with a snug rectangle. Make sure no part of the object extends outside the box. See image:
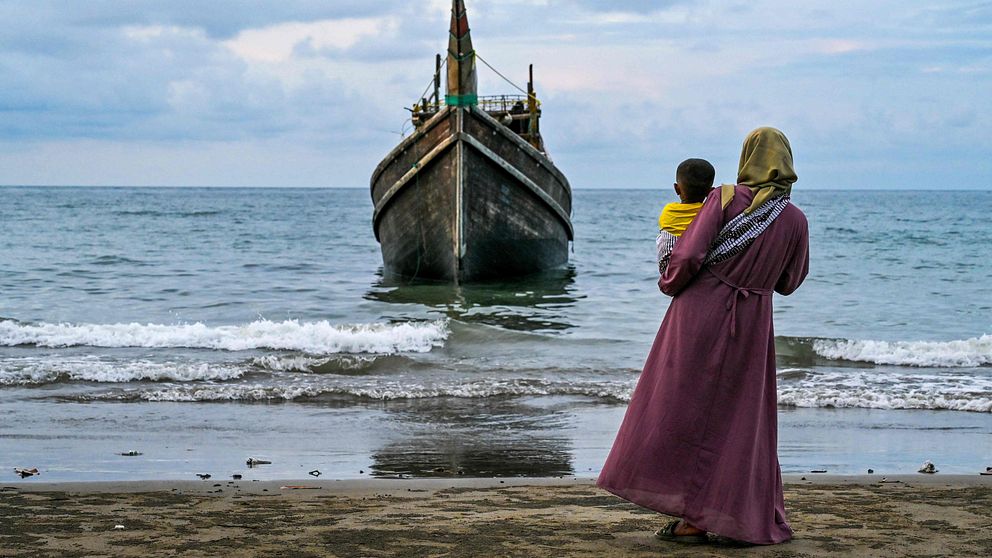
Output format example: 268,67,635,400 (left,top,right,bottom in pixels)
2,476,990,557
